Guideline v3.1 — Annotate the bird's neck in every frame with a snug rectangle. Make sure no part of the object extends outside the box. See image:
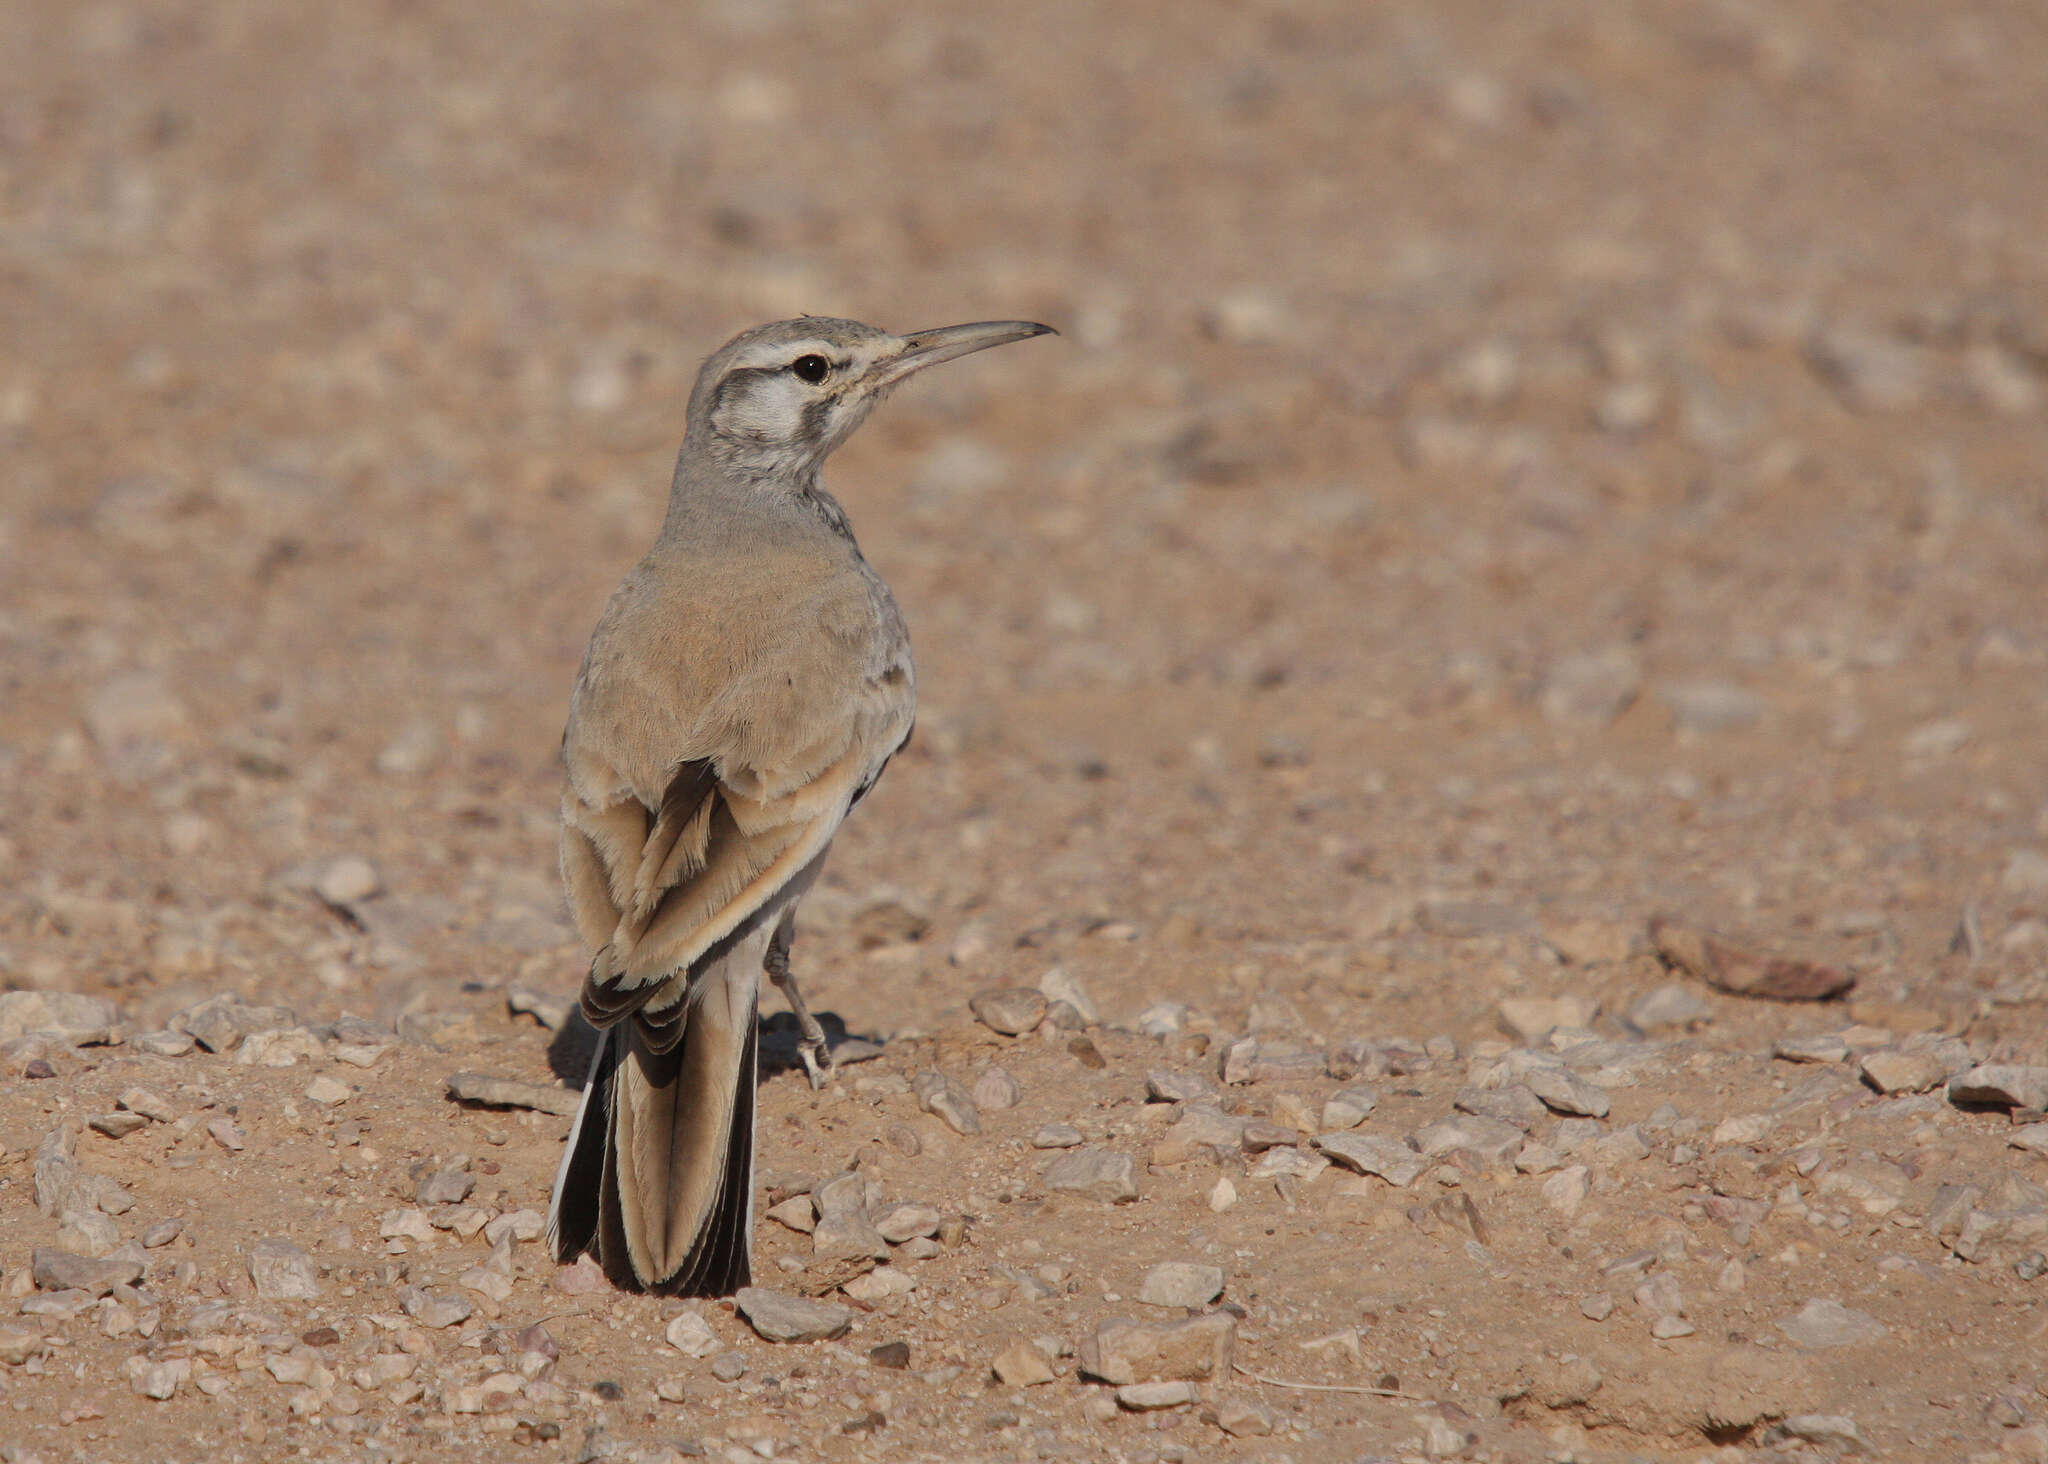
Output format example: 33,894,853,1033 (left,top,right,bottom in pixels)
661,443,859,548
